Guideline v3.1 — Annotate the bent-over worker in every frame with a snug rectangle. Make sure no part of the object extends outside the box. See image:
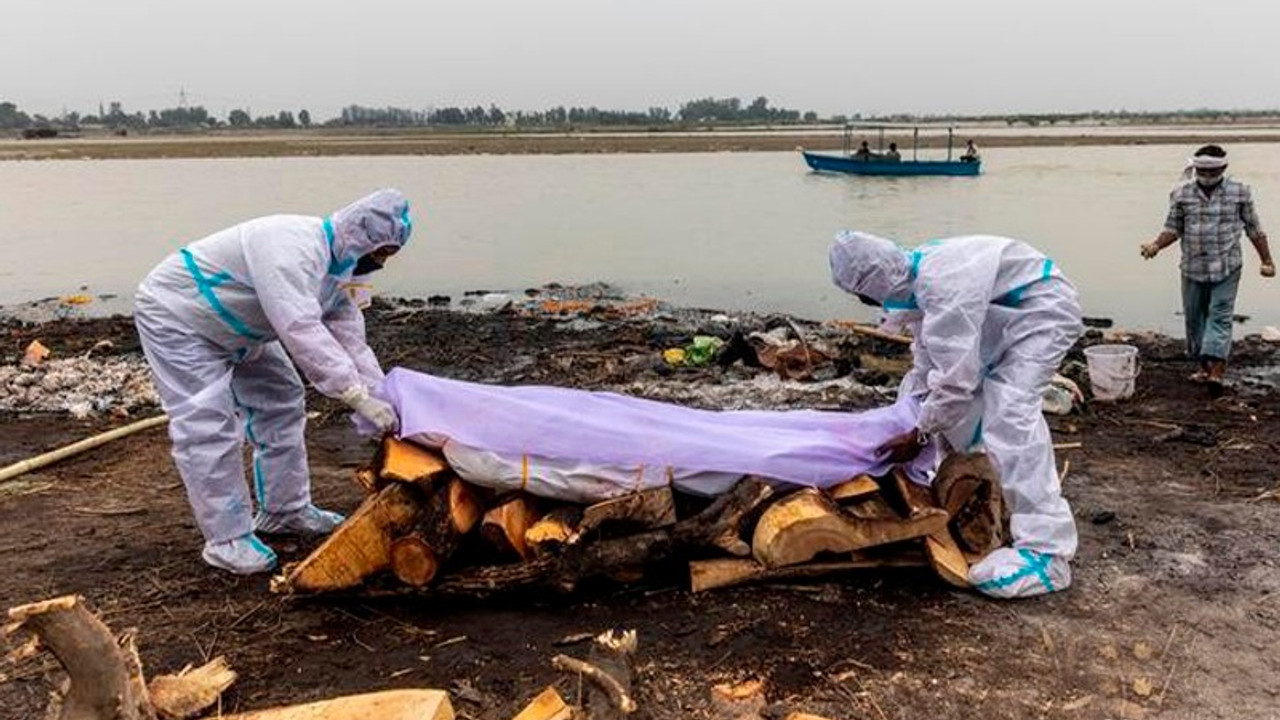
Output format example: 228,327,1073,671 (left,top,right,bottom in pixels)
135,189,412,574
829,230,1082,598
